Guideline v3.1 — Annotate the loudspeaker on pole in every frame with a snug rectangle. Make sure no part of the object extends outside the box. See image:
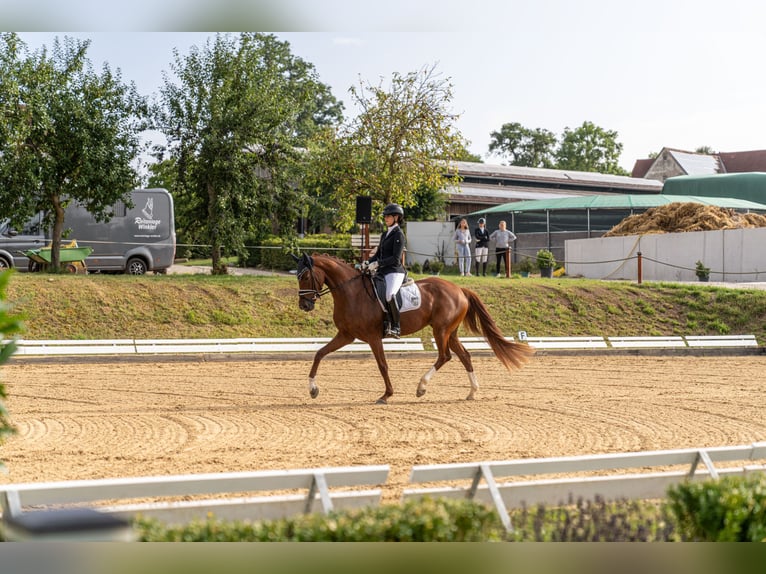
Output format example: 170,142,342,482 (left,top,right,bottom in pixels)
355,196,372,224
